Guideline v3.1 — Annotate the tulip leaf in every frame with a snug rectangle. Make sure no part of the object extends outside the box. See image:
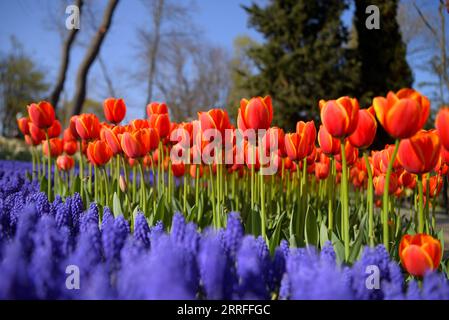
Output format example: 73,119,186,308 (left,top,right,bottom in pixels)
269,212,285,255
331,232,345,265
112,192,123,218
39,176,48,194
305,206,318,247
319,221,329,249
